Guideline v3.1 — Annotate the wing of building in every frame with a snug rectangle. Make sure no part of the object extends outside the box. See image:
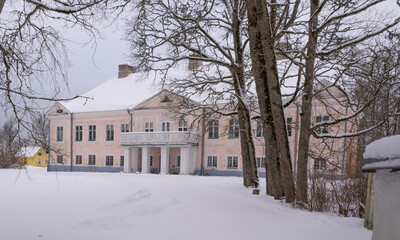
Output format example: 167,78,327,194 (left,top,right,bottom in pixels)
46,64,357,176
